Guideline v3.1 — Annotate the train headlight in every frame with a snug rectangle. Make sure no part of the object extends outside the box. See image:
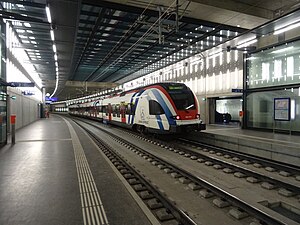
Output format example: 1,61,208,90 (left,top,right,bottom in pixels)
171,115,181,120
196,114,200,119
